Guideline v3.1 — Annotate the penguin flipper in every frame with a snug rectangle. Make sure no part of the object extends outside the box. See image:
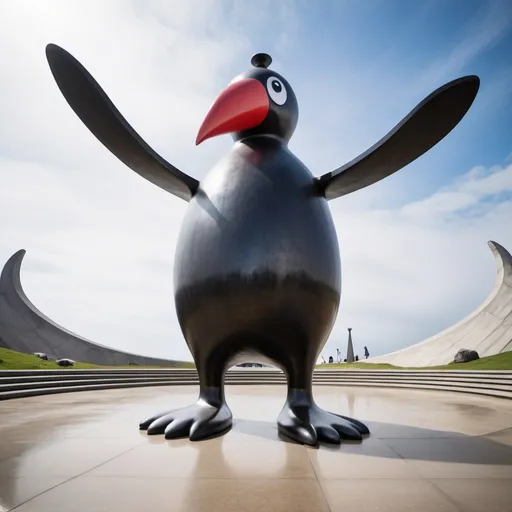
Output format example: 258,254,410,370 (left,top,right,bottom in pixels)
45,43,199,202
316,75,480,201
